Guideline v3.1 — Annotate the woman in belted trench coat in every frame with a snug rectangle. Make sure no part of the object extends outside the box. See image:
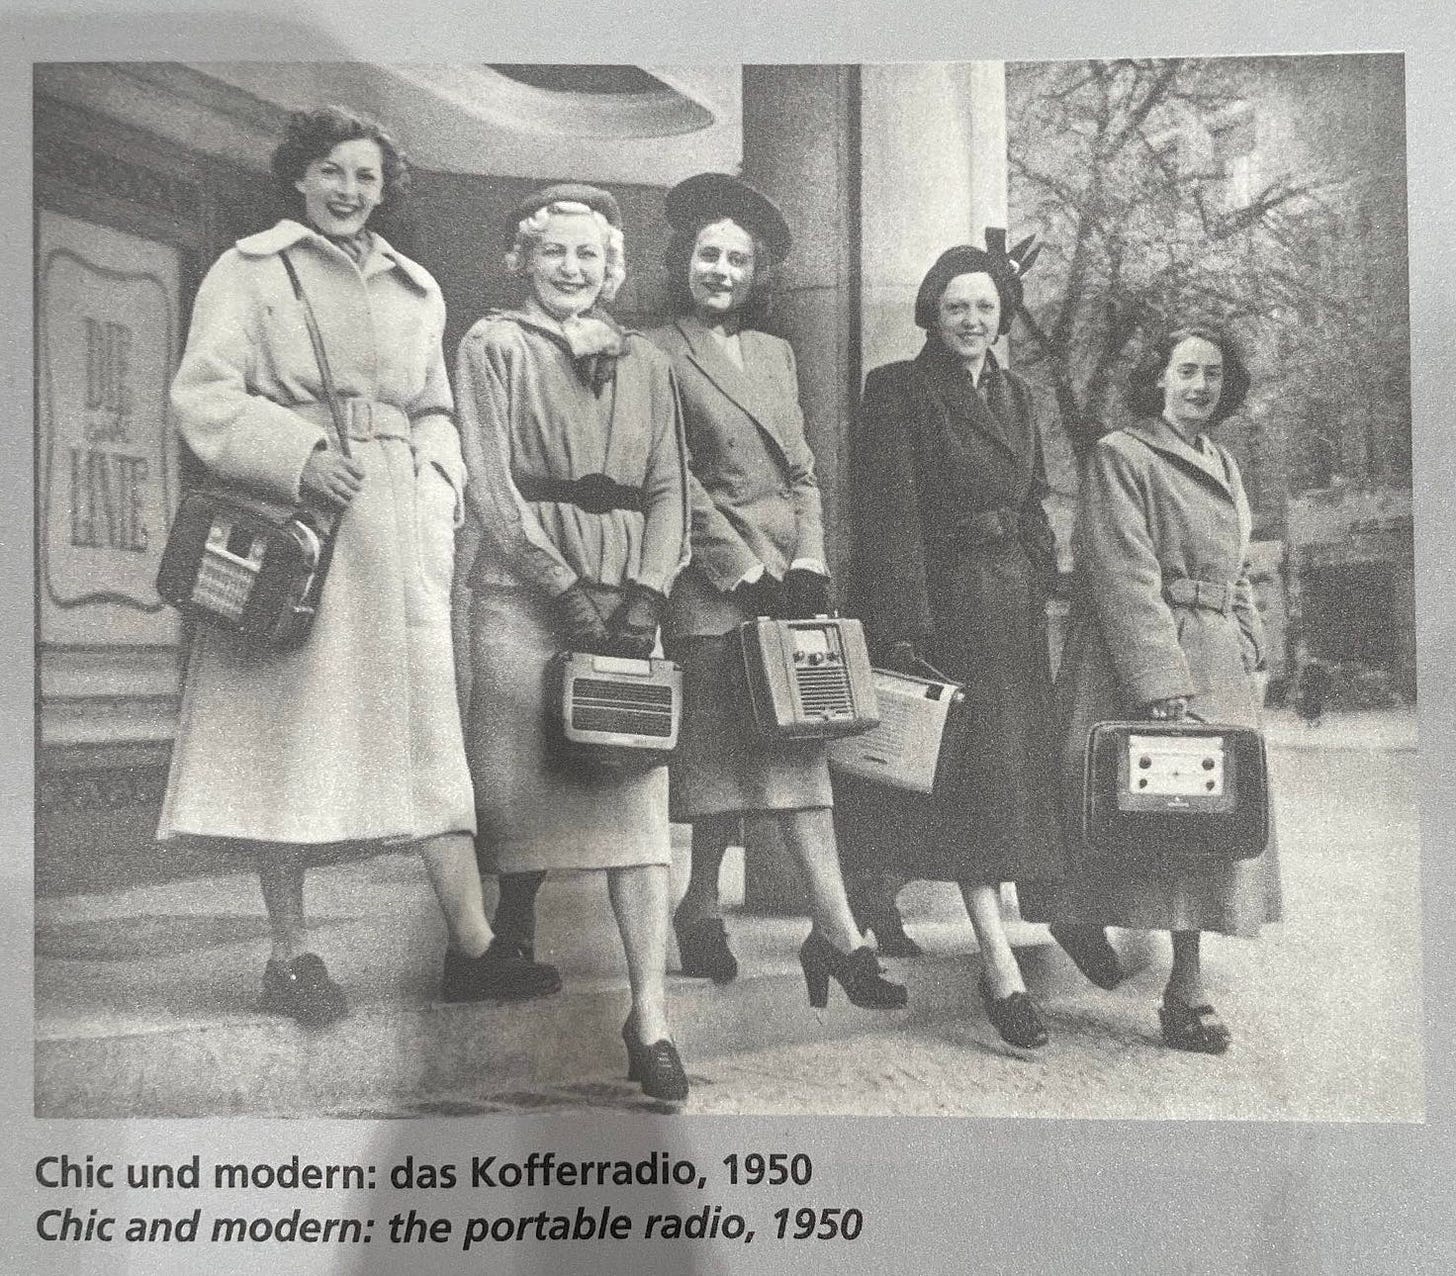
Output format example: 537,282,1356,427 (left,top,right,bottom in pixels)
1019,324,1282,1054
839,239,1064,1048
158,107,558,1026
456,184,694,1102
